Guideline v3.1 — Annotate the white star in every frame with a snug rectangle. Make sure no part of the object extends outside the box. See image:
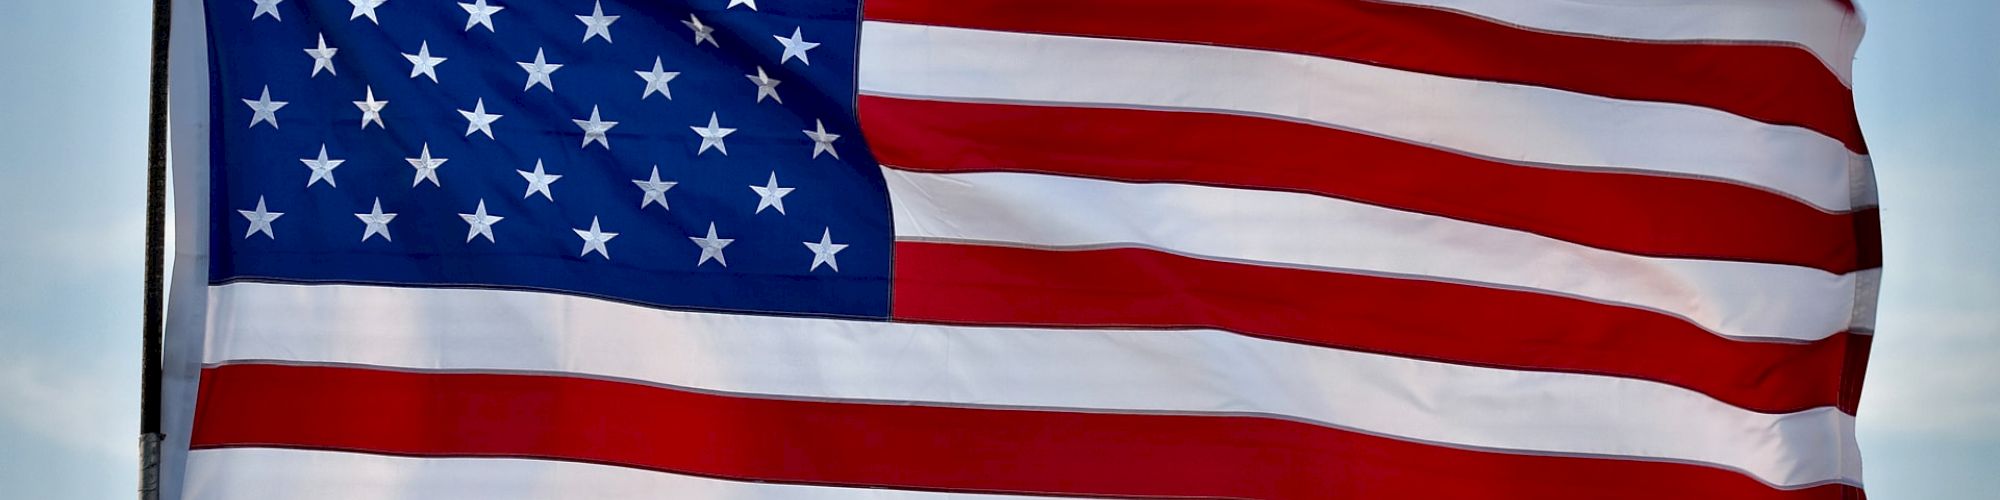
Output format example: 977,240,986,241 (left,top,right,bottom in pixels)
405,143,448,187
689,222,734,267
403,41,446,82
353,86,388,129
691,112,736,156
573,106,617,150
633,166,677,210
803,228,849,272
238,196,283,239
252,0,283,21
745,66,782,104
242,86,287,129
355,198,398,242
804,119,840,159
517,160,561,201
727,0,757,10
301,144,344,188
749,172,795,215
574,217,618,259
459,200,503,243
577,1,618,43
459,0,503,32
348,0,387,24
682,14,718,47
636,57,679,100
459,98,502,138
518,48,561,92
774,27,820,66
305,34,338,77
